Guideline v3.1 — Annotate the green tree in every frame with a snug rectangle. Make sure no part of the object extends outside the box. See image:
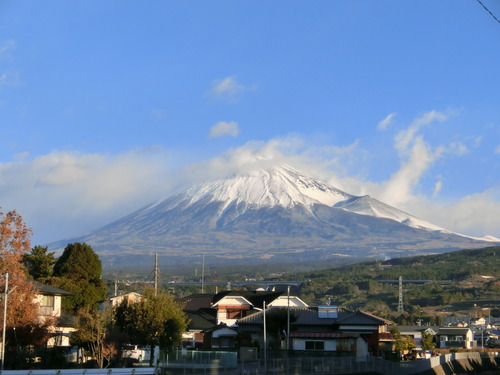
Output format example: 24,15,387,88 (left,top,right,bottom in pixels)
71,306,119,368
22,245,56,281
390,326,414,354
421,331,436,350
114,288,189,366
50,242,106,312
